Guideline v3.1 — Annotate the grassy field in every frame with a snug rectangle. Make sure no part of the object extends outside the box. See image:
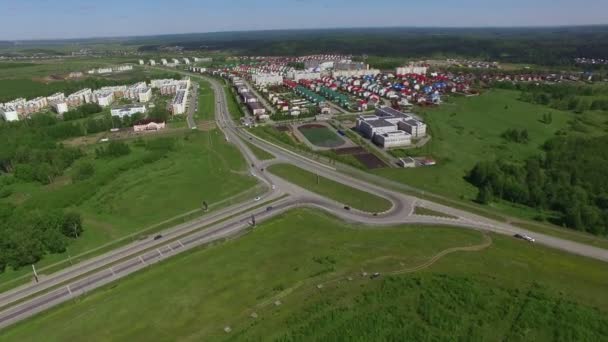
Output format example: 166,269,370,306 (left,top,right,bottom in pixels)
268,164,392,213
297,125,345,148
0,131,257,288
224,85,246,120
195,80,215,121
374,89,573,202
3,209,607,341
